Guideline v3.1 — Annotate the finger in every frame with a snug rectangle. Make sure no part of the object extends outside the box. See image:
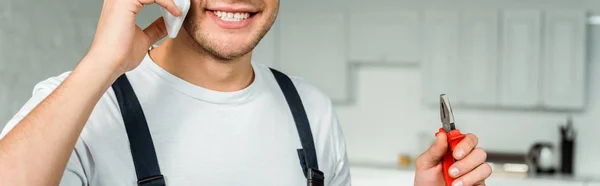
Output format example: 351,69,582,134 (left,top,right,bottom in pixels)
453,133,478,160
453,163,492,186
143,17,168,45
416,132,448,170
448,148,487,178
139,0,182,16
